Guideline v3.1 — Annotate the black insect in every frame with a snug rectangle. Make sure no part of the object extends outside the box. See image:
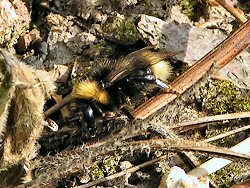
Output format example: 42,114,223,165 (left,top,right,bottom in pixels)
71,47,180,132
